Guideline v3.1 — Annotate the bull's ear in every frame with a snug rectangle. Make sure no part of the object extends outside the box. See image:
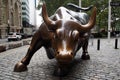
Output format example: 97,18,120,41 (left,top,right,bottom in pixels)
42,2,56,31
